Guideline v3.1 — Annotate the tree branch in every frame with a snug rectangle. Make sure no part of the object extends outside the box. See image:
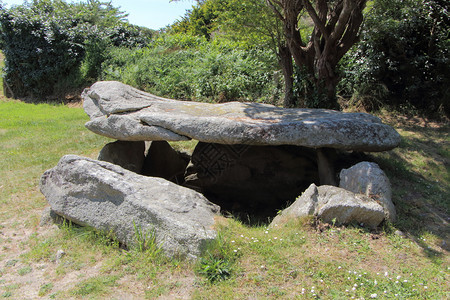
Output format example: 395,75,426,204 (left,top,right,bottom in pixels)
302,0,329,40
265,0,284,21
326,1,343,32
329,0,354,45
